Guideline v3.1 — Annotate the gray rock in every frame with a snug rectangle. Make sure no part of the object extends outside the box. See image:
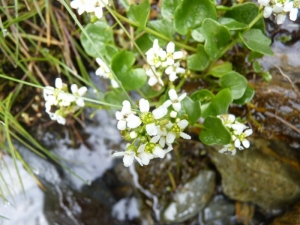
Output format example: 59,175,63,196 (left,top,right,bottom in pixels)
210,139,300,209
162,170,216,223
